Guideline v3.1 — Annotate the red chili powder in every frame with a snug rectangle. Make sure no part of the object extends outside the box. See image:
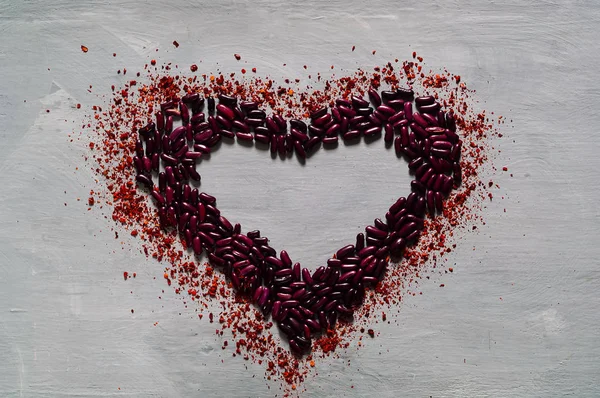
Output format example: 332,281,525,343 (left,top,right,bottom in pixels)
79,52,502,395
